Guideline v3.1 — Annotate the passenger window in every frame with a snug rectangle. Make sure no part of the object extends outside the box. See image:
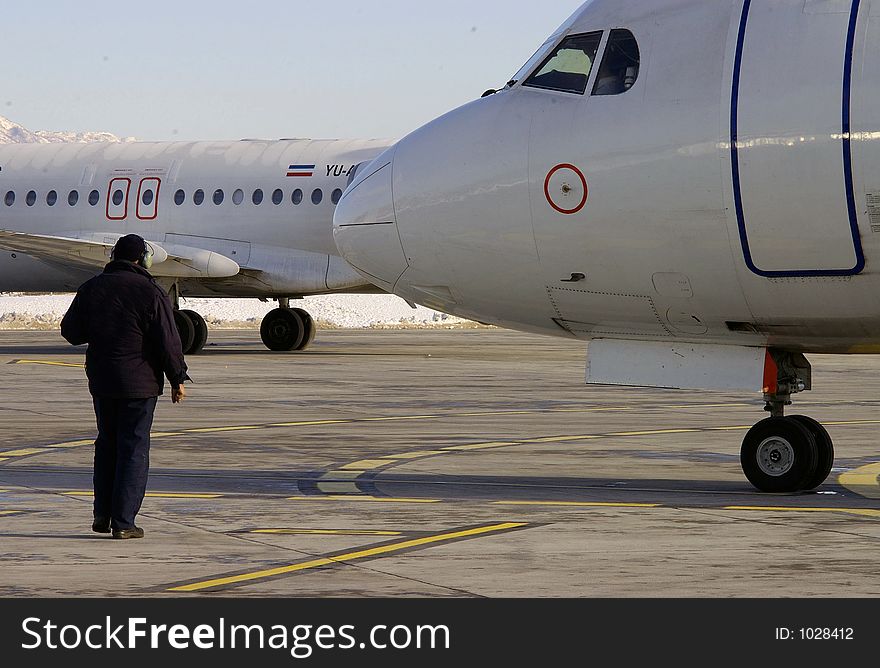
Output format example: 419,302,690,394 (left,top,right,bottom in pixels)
592,29,640,96
233,189,244,205
68,190,79,206
213,189,224,205
331,188,343,205
142,189,154,206
47,190,58,207
194,189,205,205
253,189,264,205
89,190,100,206
26,191,36,207
292,189,303,205
112,190,124,206
4,191,14,206
311,189,323,205
272,189,283,205
523,32,603,95
174,189,186,205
